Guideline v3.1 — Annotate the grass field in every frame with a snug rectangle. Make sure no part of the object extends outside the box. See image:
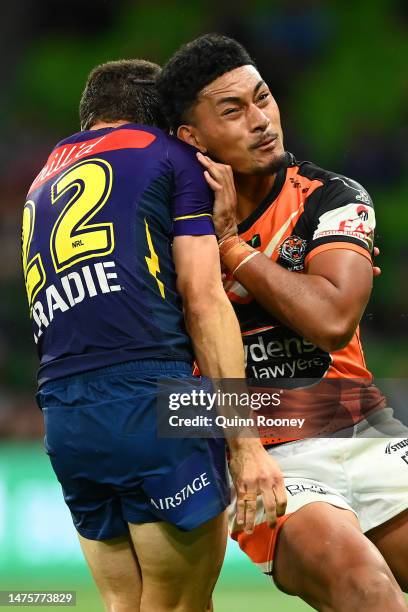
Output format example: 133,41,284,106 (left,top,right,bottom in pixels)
2,444,408,611
4,573,408,611
2,583,312,612
3,552,314,611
